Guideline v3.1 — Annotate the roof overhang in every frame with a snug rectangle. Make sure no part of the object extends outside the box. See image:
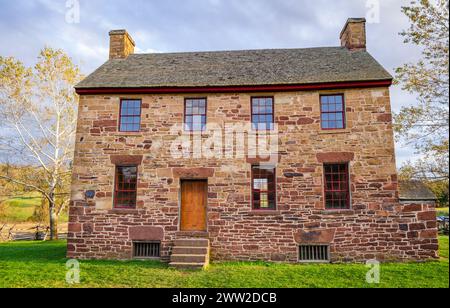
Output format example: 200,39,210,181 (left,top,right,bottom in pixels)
75,79,393,95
